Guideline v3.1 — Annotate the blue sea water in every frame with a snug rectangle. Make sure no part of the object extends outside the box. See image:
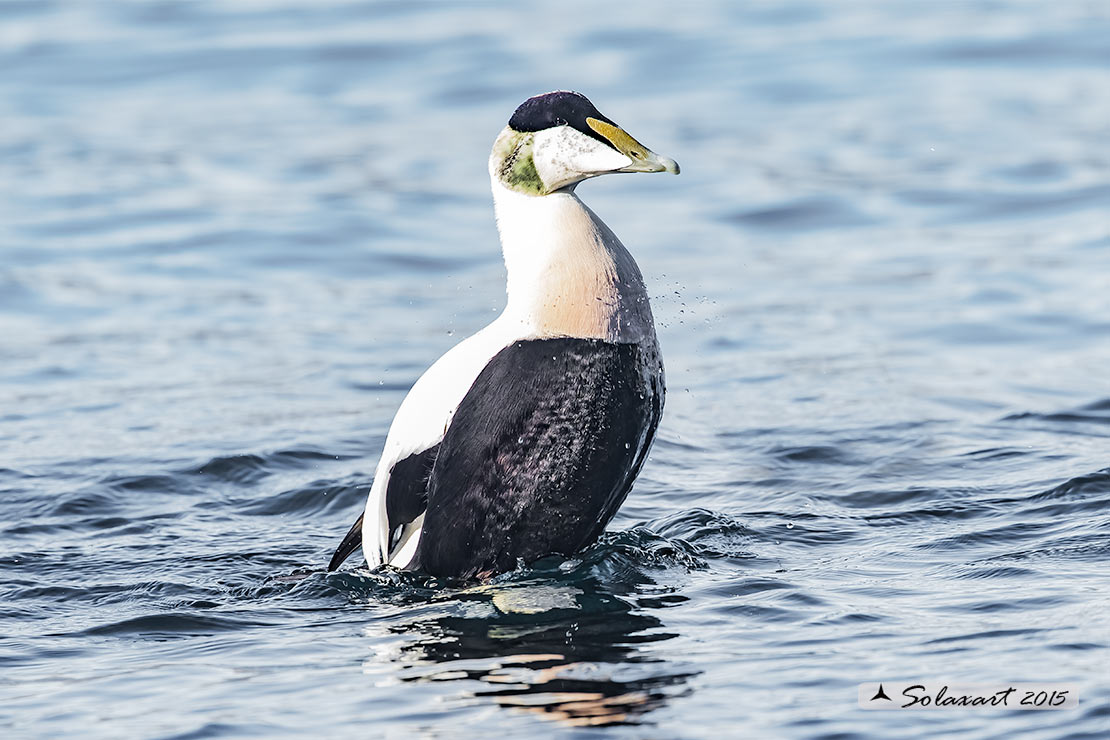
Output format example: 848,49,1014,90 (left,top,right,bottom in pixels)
2,1,1109,737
